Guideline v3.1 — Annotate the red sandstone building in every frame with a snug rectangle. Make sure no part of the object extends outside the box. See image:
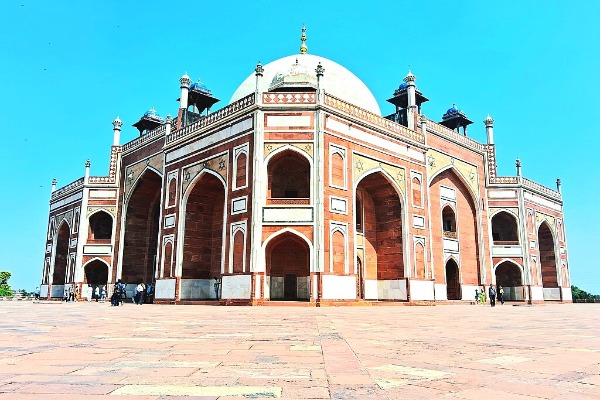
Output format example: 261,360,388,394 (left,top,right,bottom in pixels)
41,29,571,304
